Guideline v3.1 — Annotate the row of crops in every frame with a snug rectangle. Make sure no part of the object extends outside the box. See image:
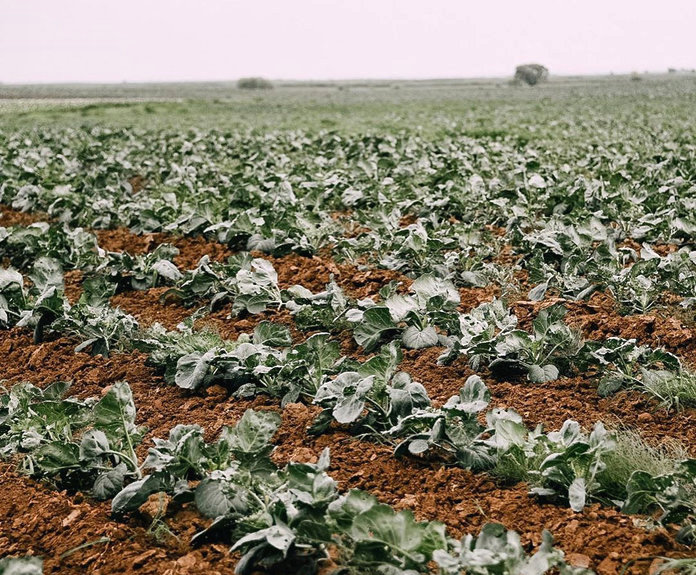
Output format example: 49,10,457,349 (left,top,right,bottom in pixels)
1,108,696,574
